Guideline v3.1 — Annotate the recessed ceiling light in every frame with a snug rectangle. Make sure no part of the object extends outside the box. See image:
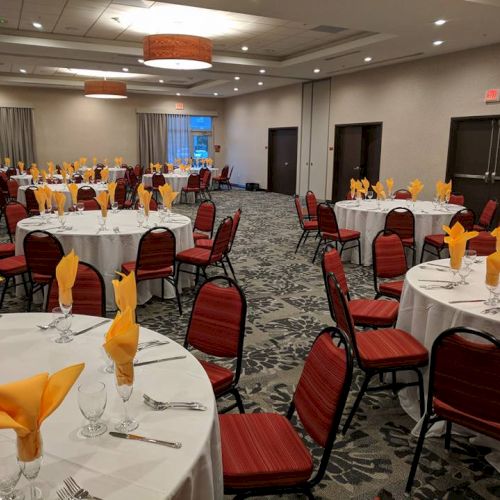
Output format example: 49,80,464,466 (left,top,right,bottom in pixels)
176,92,181,96
32,21,43,29
433,40,444,46
258,81,263,86
259,68,266,74
137,58,144,63
19,69,27,73
233,87,239,91
122,67,129,72
364,56,373,62
241,46,248,51
159,79,164,83
213,92,219,96
434,19,447,26
234,76,240,80
313,68,321,73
